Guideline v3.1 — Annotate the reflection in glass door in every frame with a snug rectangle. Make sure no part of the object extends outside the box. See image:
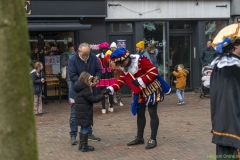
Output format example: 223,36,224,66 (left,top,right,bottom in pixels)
169,35,192,89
